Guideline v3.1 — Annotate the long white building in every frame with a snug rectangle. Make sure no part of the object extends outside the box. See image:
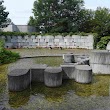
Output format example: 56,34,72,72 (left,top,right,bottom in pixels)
1,34,94,49
1,23,36,33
